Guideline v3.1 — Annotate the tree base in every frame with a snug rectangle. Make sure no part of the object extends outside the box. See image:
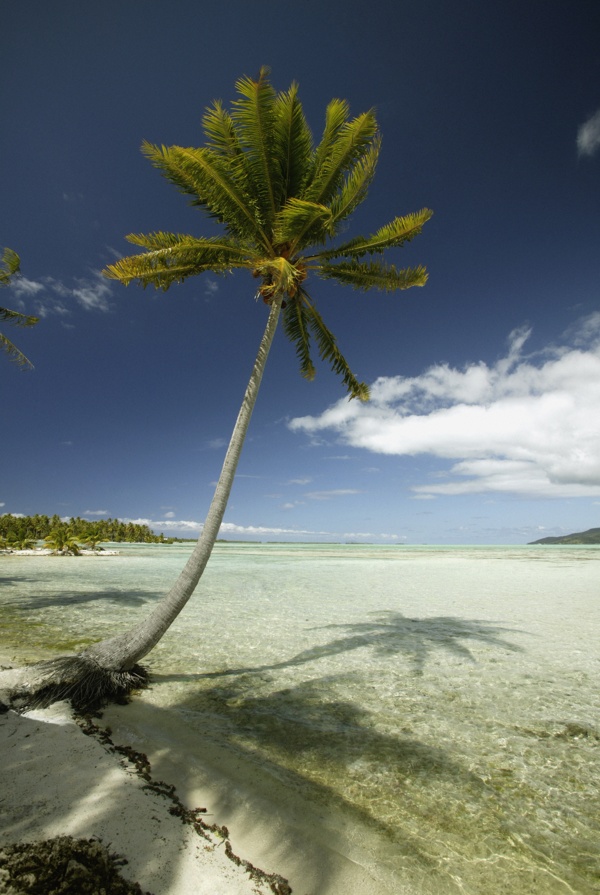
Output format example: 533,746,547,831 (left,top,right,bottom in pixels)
0,656,149,714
